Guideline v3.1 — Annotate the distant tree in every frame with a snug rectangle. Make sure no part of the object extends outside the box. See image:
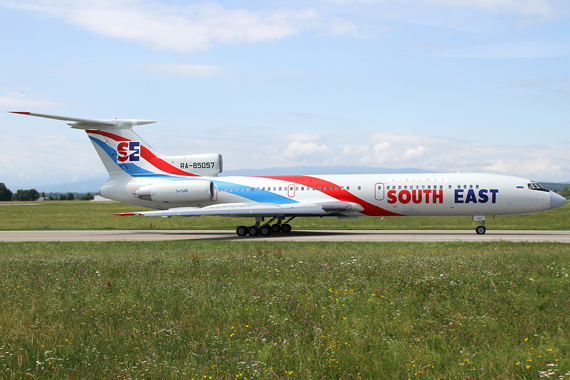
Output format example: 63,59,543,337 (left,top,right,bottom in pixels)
80,192,94,201
12,189,40,201
561,186,570,197
66,192,75,201
0,183,13,201
41,191,46,198
59,194,66,201
48,195,54,200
